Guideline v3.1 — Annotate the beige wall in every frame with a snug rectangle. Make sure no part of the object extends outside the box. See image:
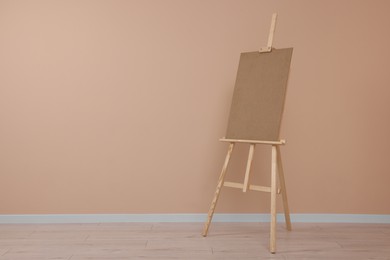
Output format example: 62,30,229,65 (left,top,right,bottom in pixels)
1,0,390,215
